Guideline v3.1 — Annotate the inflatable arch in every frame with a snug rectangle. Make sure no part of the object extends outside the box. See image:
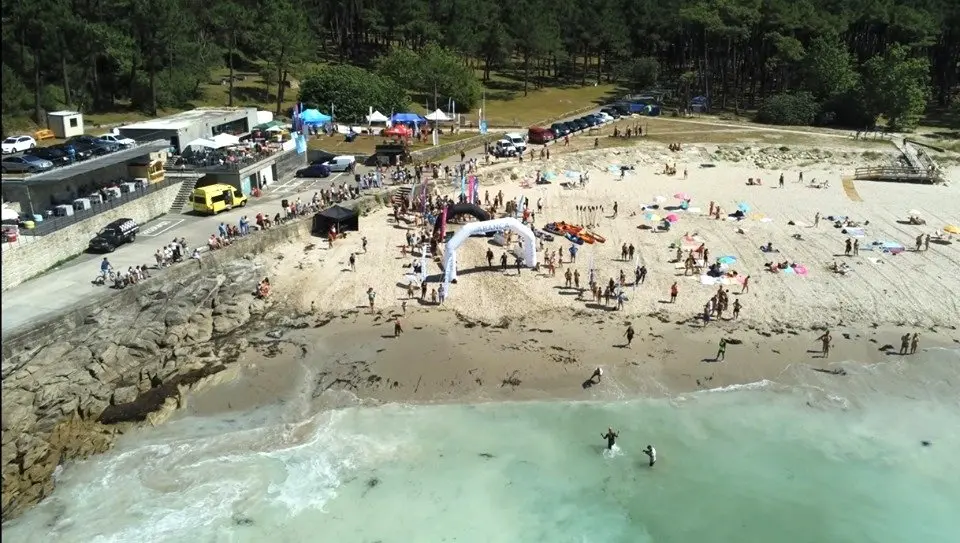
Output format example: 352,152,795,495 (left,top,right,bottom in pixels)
443,218,538,294
433,203,492,240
